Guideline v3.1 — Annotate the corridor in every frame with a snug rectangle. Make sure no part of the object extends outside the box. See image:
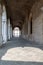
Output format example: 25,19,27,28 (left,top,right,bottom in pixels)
0,0,43,65
0,37,43,65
